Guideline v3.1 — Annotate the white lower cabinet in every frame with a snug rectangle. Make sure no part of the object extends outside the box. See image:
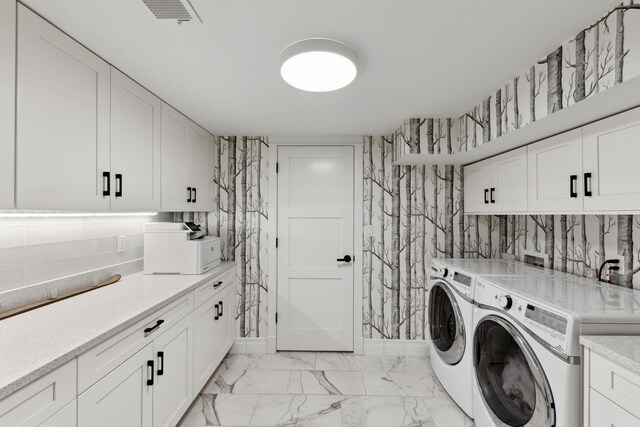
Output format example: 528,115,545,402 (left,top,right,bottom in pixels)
78,343,154,427
152,313,194,427
584,347,640,426
40,400,77,427
193,277,236,395
0,359,76,427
